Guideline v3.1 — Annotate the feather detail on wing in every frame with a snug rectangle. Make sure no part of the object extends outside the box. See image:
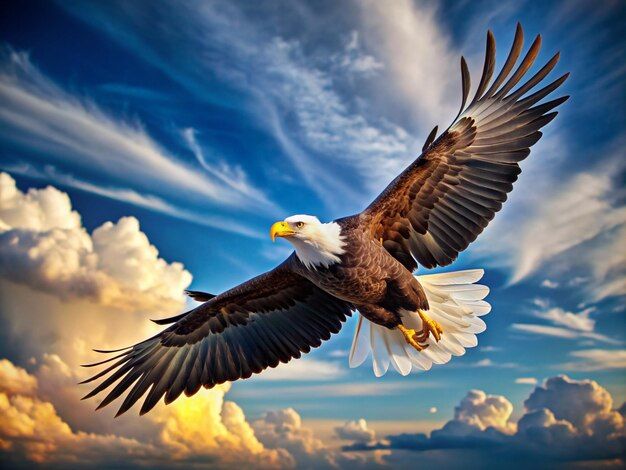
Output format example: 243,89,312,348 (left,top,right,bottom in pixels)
363,23,569,270
81,256,353,416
